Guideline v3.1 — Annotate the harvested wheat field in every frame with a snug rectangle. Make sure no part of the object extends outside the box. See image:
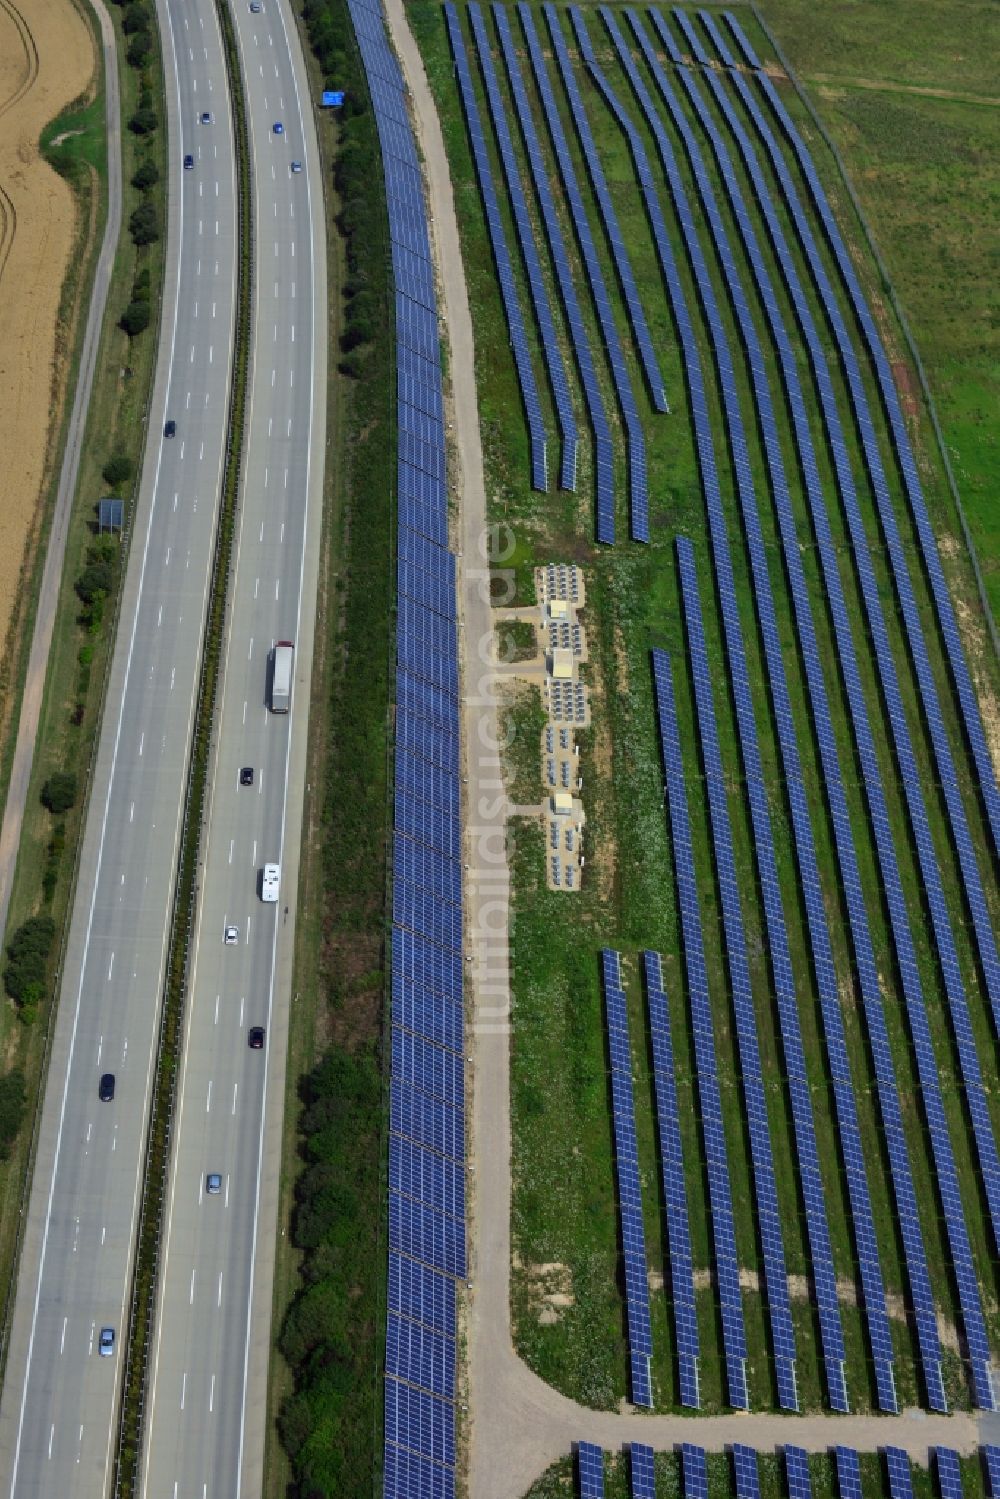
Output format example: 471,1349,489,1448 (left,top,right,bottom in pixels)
0,0,95,655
